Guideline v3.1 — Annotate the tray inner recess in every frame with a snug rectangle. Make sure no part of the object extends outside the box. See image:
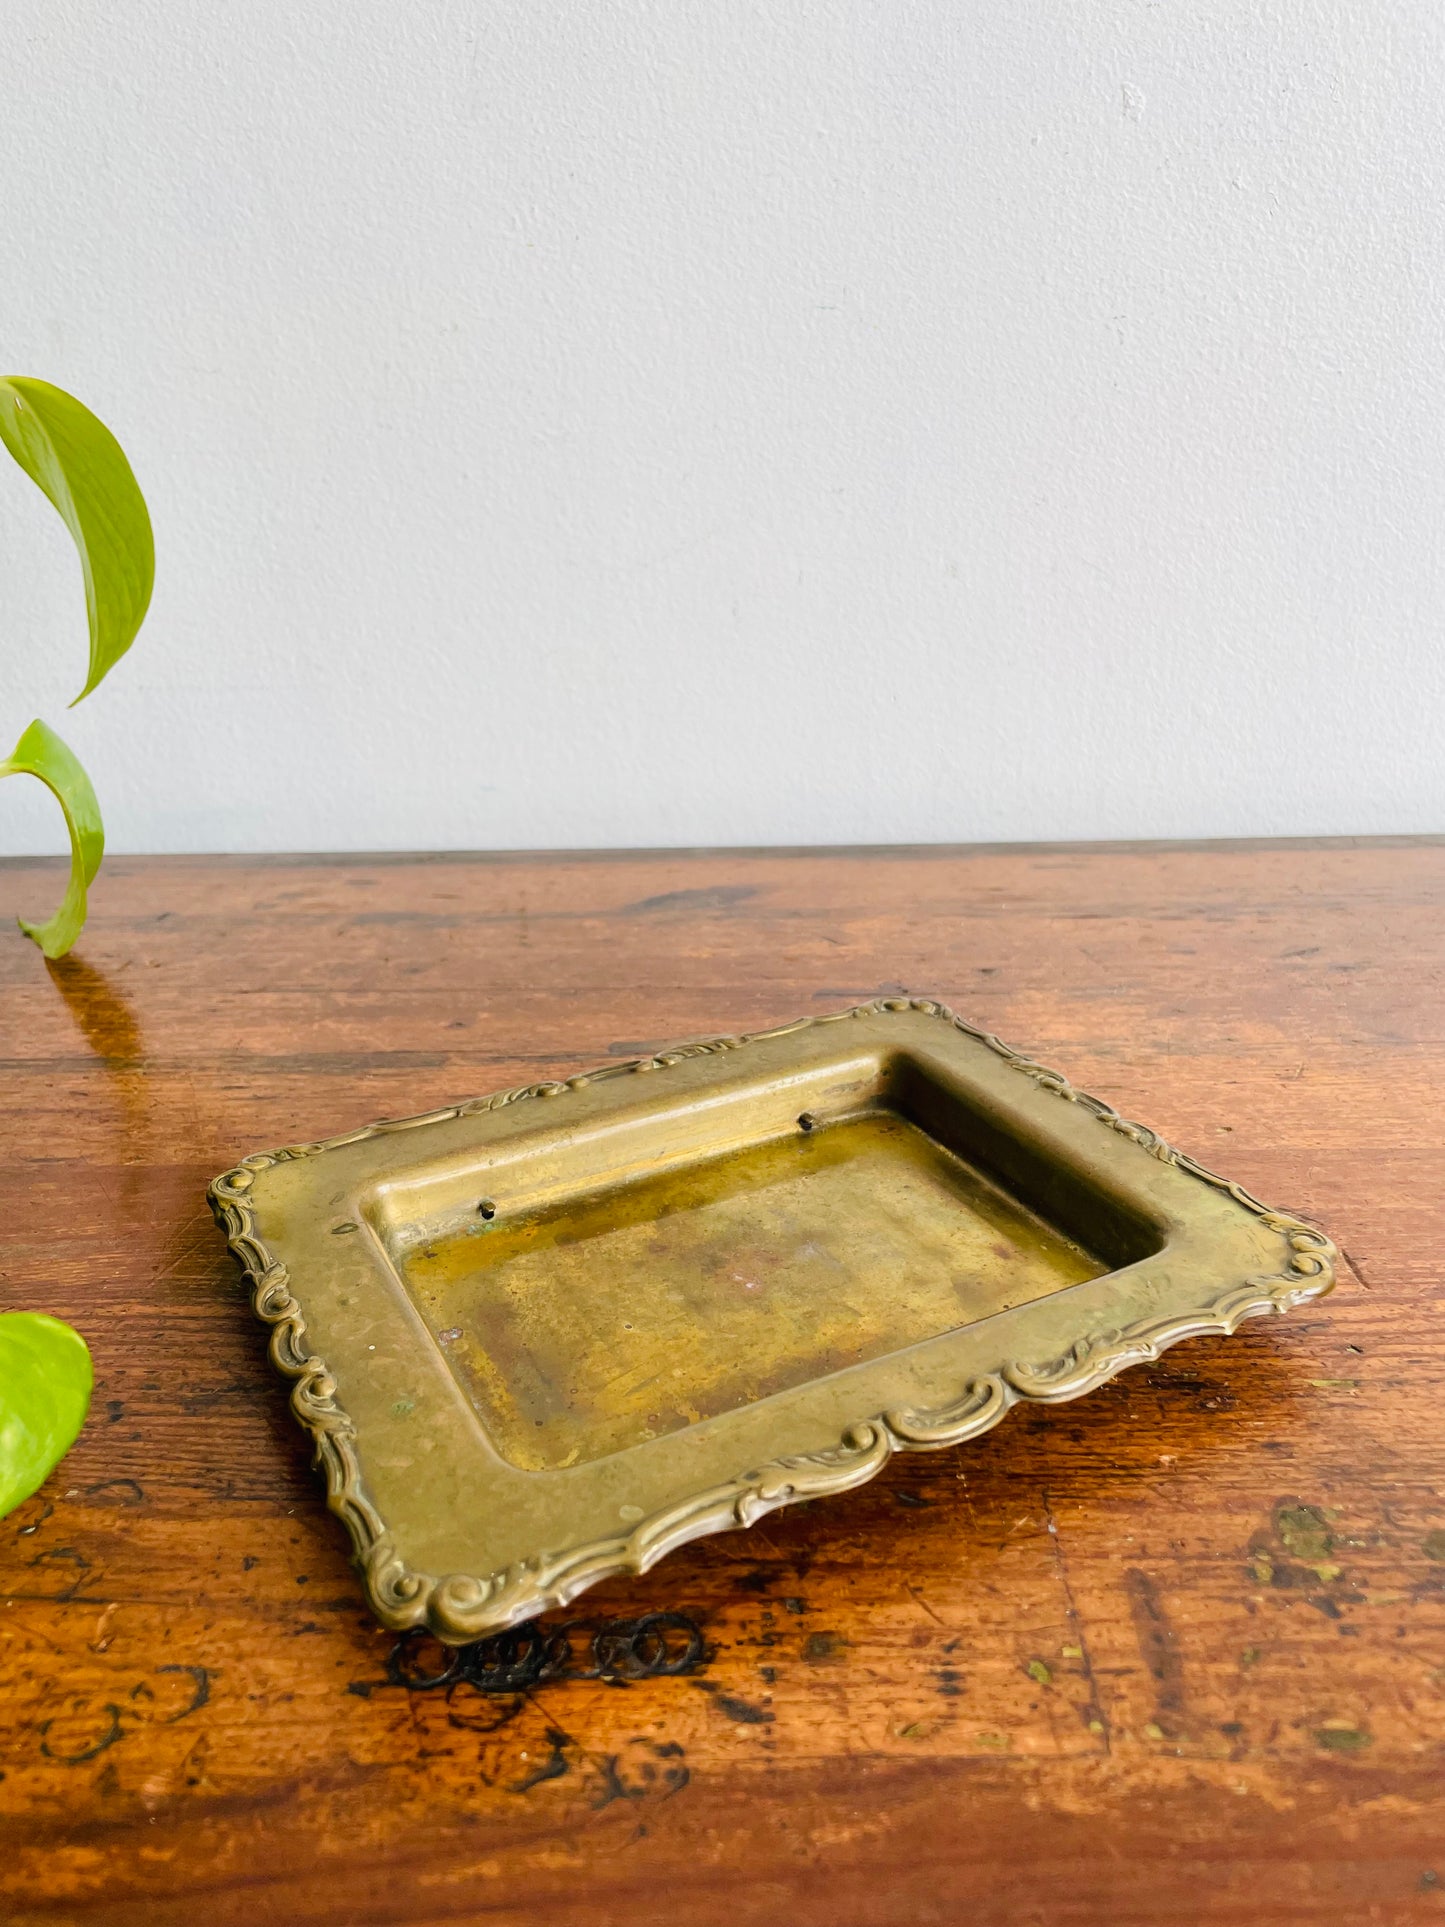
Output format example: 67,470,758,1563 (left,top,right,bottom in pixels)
380,1058,1159,1473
